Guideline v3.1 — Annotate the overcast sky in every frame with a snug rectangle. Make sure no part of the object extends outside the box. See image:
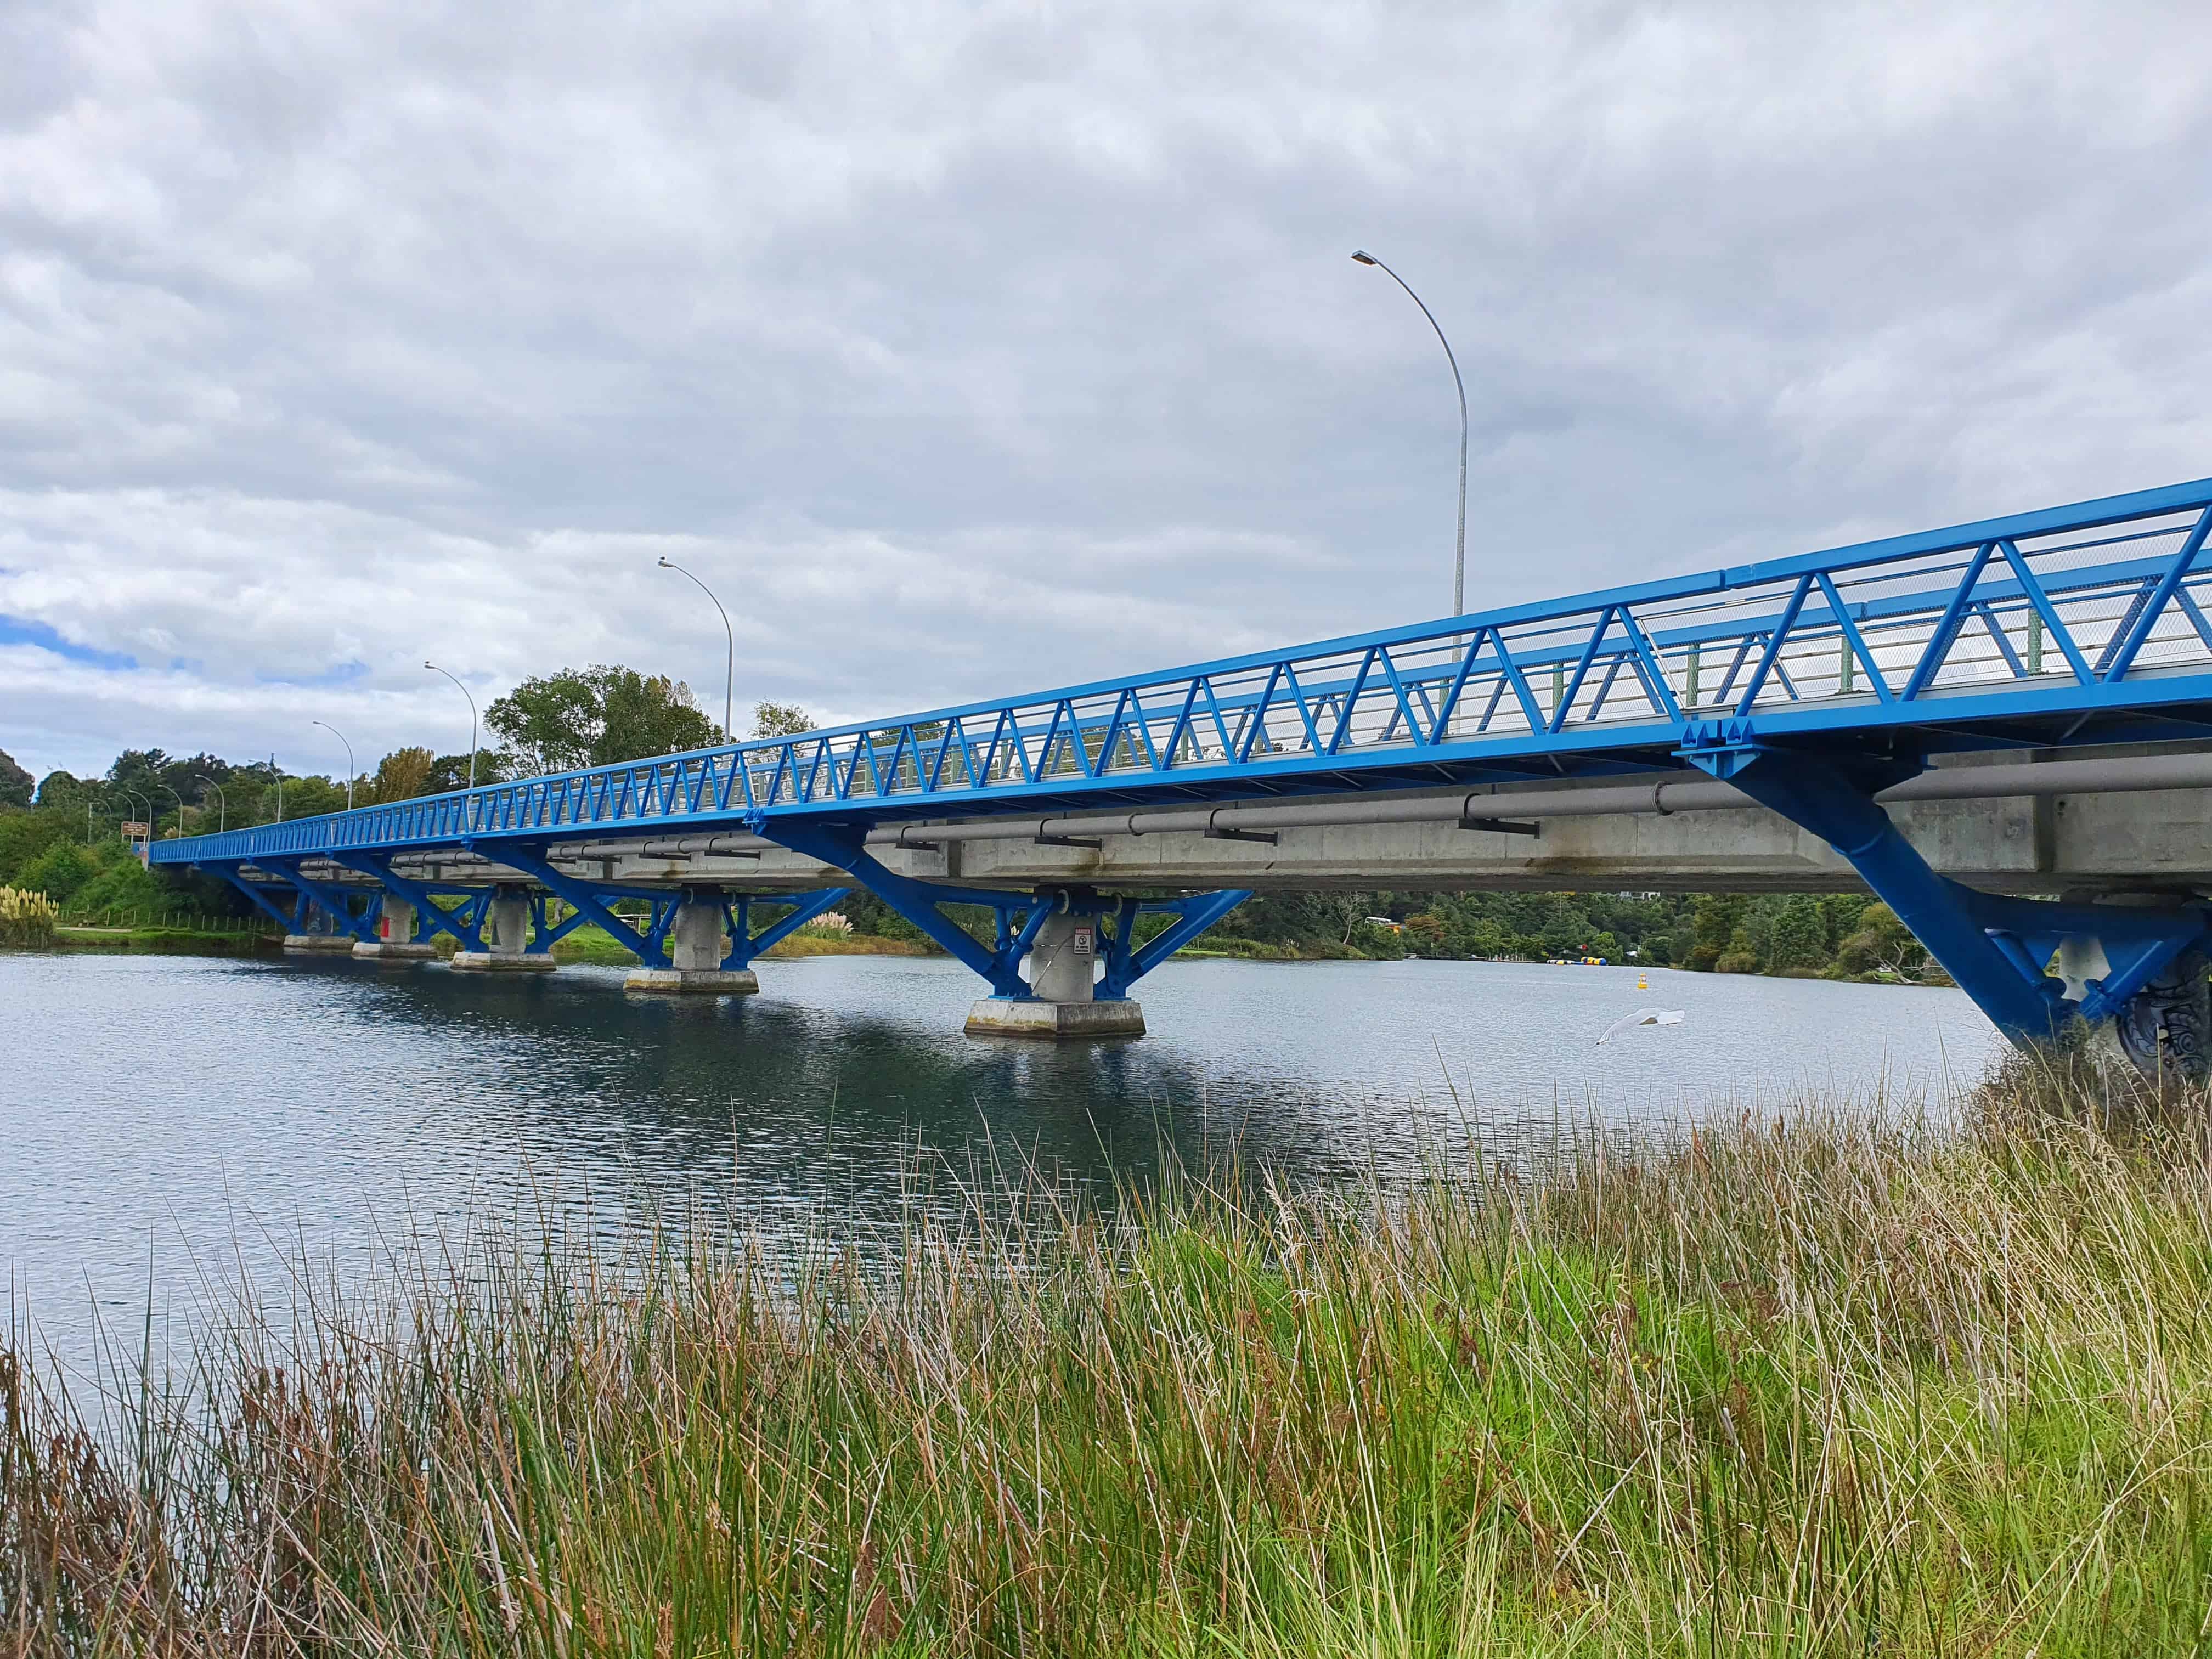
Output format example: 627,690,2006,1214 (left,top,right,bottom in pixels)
3,1,2209,782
